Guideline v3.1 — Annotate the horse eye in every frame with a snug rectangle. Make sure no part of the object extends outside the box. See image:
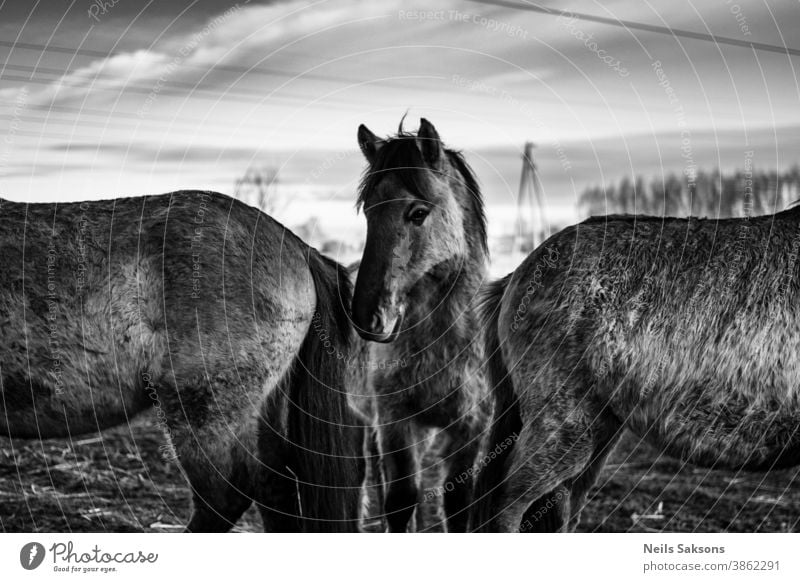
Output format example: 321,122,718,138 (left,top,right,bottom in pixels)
407,206,429,225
